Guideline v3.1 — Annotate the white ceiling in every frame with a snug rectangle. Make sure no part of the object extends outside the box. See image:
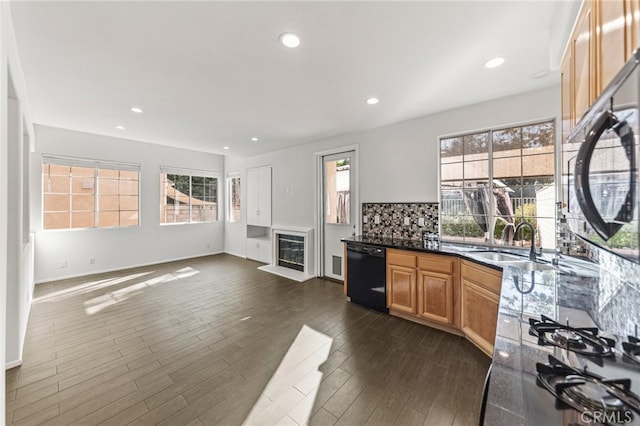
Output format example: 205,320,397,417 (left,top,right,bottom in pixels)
10,1,580,157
